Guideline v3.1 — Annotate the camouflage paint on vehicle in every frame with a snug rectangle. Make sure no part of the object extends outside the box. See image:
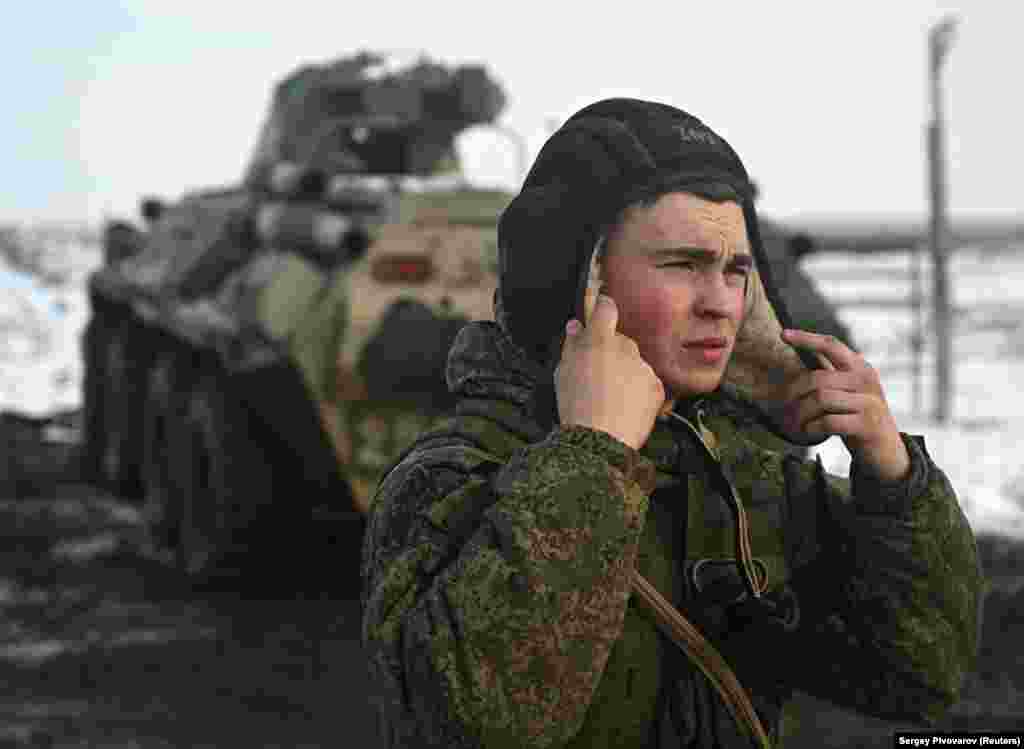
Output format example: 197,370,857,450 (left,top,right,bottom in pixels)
330,186,508,512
